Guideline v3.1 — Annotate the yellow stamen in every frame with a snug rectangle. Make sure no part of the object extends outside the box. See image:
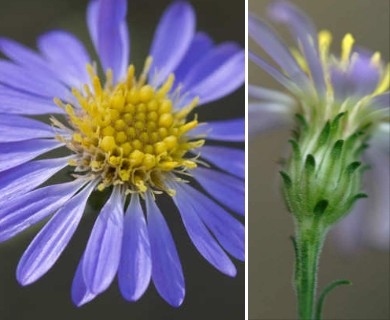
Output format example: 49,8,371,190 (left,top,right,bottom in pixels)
138,56,153,88
86,64,95,81
371,52,381,66
93,76,103,98
291,48,309,74
105,69,113,90
318,30,334,96
341,33,355,64
157,74,175,98
374,63,390,95
318,30,332,63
